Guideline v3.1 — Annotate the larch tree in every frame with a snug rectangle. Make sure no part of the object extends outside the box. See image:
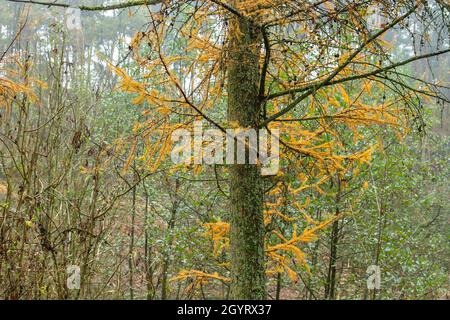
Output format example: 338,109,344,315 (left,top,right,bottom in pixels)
11,0,449,299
